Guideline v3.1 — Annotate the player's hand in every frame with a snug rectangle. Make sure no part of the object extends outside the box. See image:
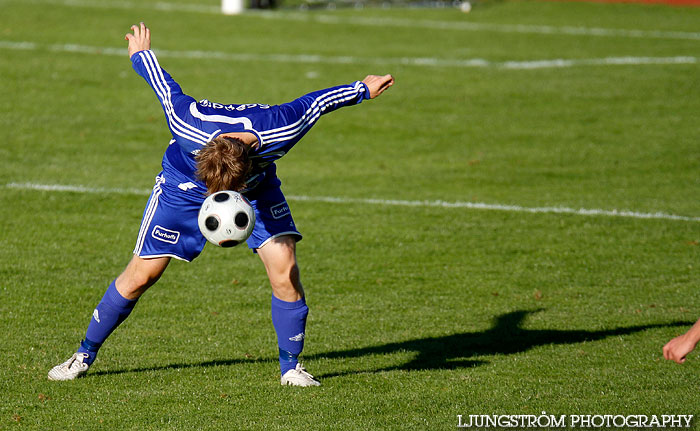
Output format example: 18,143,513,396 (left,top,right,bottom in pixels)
362,74,394,99
663,333,697,364
125,22,151,58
